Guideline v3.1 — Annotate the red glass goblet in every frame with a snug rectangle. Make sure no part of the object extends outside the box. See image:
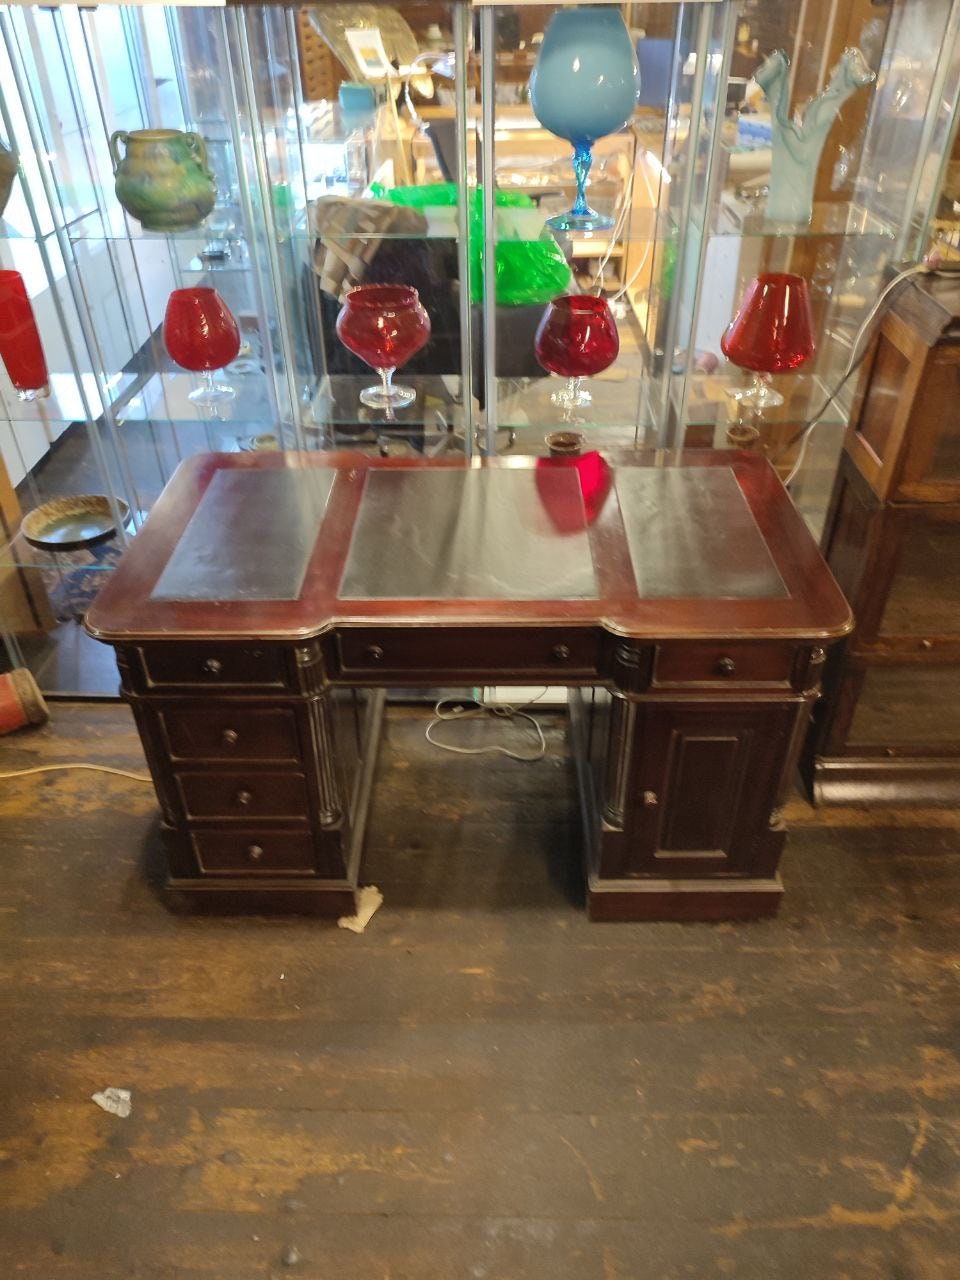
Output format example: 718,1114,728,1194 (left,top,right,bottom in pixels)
336,284,431,410
534,294,619,411
0,270,49,401
721,273,815,411
163,286,241,407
